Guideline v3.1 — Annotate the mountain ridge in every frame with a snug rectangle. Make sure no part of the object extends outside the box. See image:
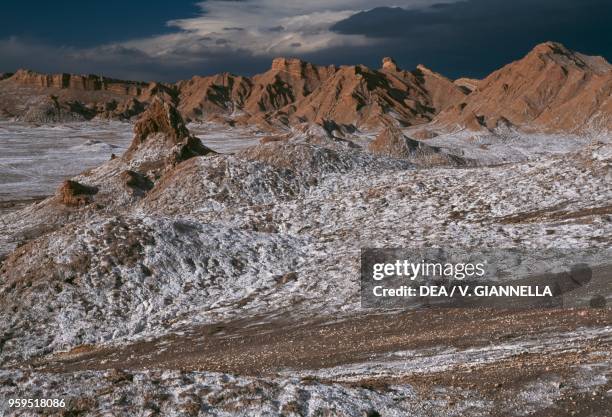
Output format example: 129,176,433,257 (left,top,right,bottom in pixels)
435,41,612,133
1,41,610,133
